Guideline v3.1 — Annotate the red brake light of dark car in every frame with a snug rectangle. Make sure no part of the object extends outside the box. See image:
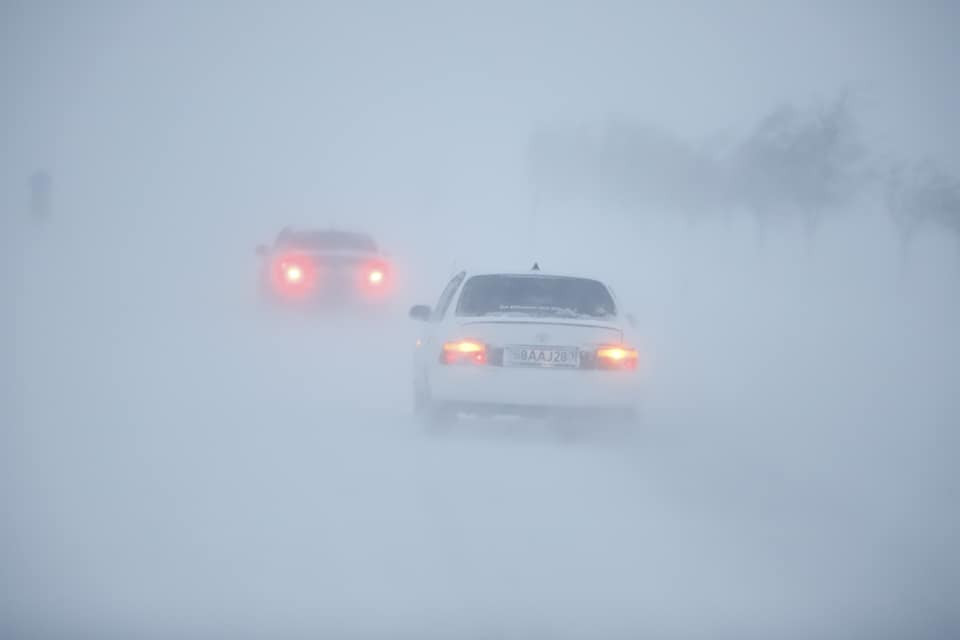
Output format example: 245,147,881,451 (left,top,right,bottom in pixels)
596,345,638,370
271,254,315,295
283,263,304,283
358,261,392,299
363,261,388,287
441,340,487,365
